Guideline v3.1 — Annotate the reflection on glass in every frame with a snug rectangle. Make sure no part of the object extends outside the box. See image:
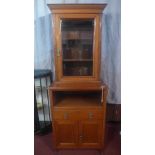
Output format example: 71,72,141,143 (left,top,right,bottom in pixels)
61,19,94,76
